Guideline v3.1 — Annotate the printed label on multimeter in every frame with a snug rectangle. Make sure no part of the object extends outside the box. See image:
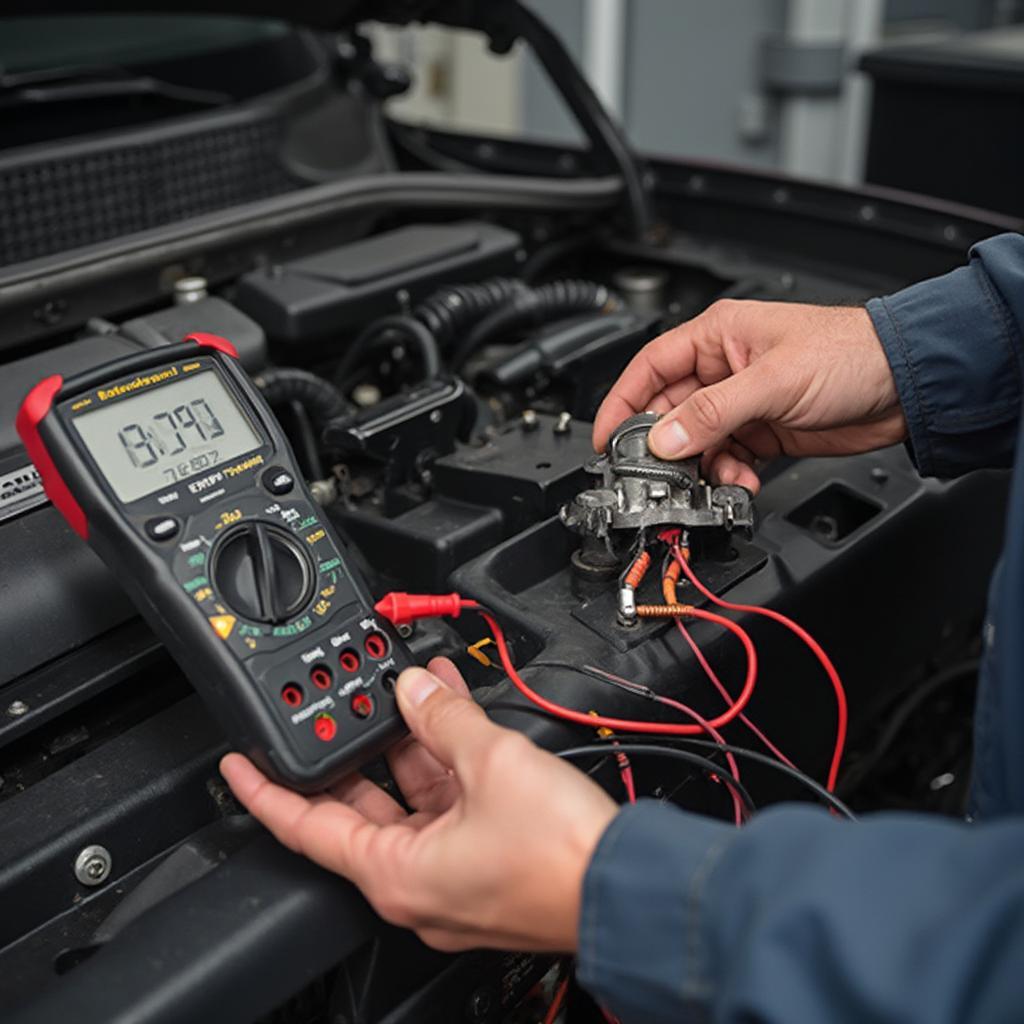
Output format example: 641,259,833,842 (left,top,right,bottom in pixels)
15,334,411,791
